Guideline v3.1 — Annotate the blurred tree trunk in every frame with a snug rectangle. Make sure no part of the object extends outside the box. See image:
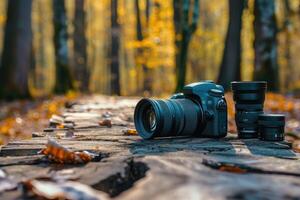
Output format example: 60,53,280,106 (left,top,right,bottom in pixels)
110,0,121,95
135,0,152,94
173,0,199,92
146,0,150,23
73,0,89,92
0,0,33,100
173,0,182,90
217,0,245,91
283,0,292,90
52,0,74,94
253,0,279,91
